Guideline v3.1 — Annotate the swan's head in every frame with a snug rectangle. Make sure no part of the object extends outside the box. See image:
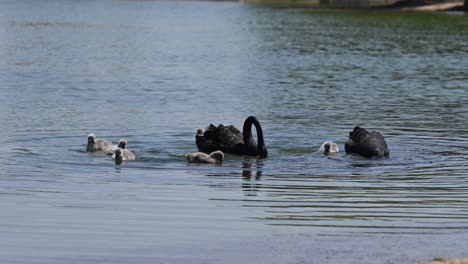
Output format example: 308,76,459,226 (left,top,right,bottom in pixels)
196,128,204,137
320,141,339,155
210,150,224,163
87,134,96,144
117,139,127,149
